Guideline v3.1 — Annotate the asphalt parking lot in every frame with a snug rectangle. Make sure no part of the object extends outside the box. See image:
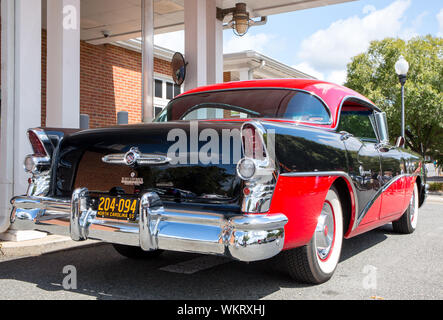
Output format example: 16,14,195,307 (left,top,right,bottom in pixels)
0,198,442,300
